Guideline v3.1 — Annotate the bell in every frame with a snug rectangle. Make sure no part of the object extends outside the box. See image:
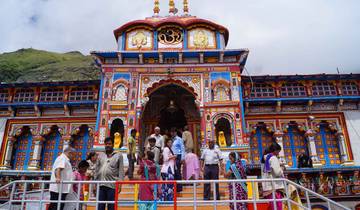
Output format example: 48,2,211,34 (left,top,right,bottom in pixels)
167,100,178,113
